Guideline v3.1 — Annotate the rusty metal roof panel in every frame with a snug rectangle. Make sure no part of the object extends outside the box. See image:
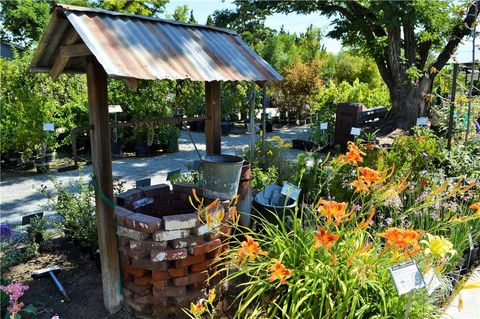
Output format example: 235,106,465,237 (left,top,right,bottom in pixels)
31,5,283,82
